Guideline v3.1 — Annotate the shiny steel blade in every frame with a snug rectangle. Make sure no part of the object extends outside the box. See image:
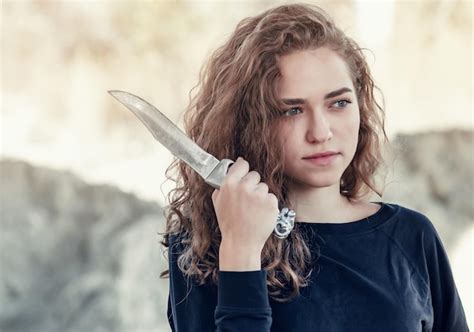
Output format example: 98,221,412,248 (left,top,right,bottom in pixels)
108,89,295,239
108,90,220,181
